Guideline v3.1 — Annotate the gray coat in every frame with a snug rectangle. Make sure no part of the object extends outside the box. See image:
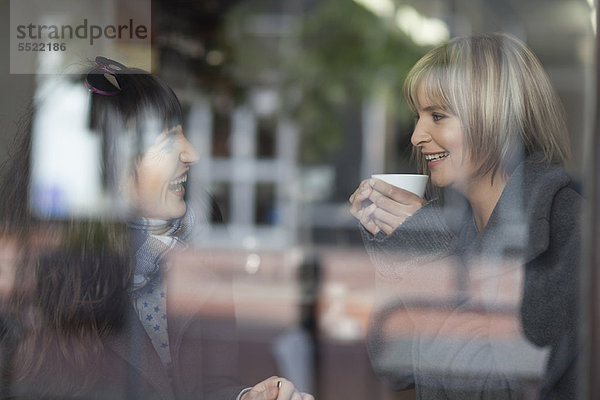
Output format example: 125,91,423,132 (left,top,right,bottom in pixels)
361,157,581,399
9,284,245,400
